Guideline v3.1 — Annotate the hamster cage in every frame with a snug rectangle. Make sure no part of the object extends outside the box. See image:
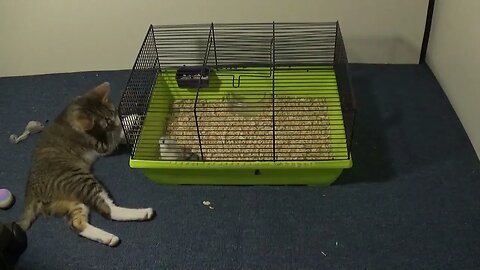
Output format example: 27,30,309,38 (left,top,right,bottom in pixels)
118,22,356,185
